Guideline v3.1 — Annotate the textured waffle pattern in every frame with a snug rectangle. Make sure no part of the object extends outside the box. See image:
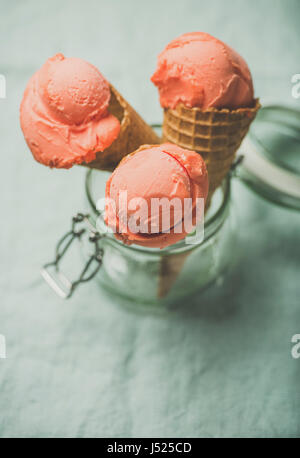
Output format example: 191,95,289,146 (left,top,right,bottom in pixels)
85,85,160,171
163,99,260,202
